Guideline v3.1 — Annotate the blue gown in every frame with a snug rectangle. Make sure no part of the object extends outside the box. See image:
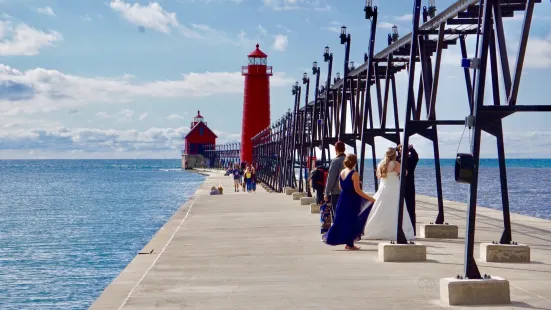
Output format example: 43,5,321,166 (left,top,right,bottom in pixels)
322,170,372,246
